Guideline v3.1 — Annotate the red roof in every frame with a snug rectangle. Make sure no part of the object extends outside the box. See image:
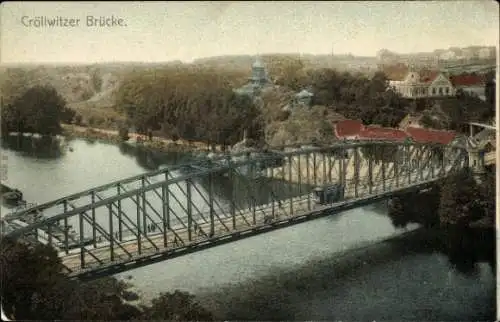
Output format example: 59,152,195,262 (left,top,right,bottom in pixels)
405,127,456,145
358,125,409,142
420,71,439,83
334,119,364,138
449,75,485,87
